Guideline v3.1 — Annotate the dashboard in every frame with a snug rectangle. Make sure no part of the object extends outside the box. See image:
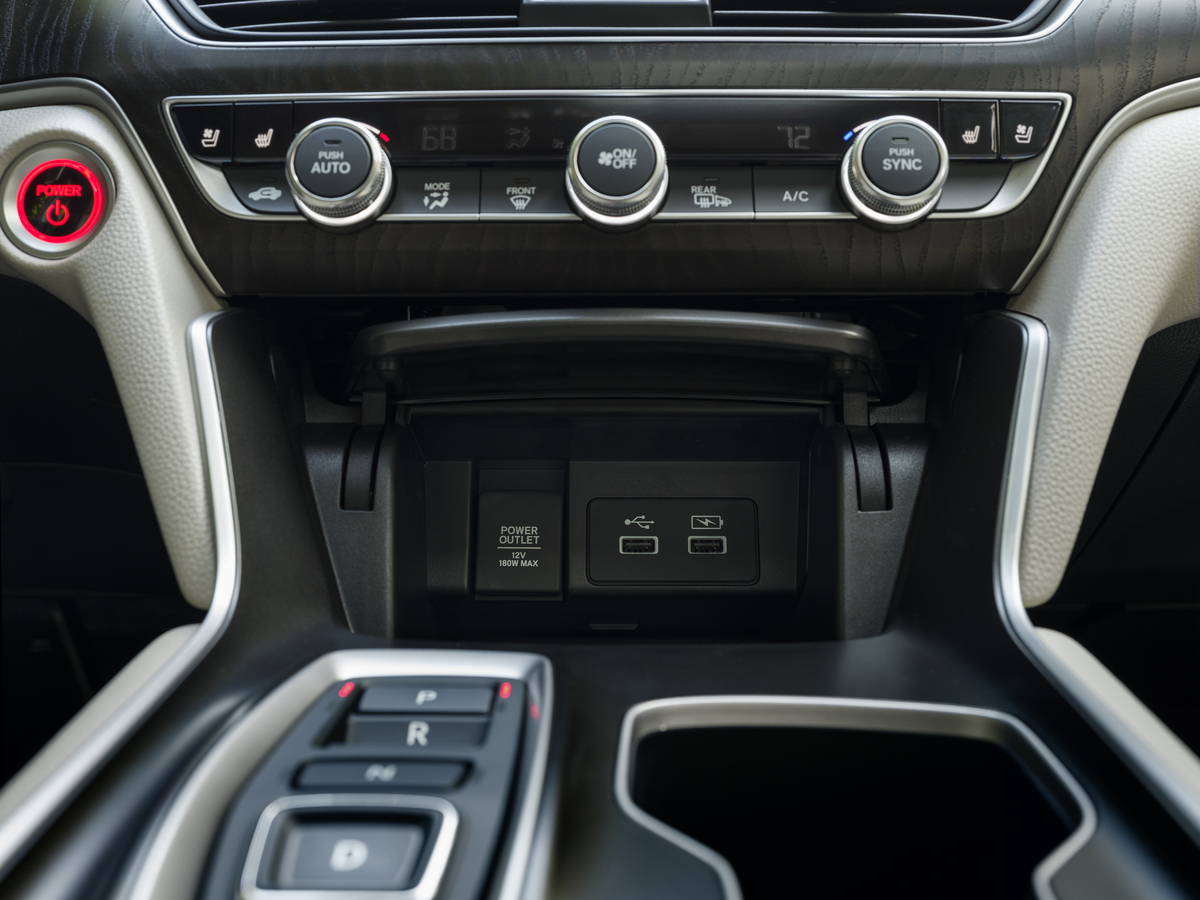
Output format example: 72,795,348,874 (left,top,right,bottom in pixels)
1,0,1199,899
